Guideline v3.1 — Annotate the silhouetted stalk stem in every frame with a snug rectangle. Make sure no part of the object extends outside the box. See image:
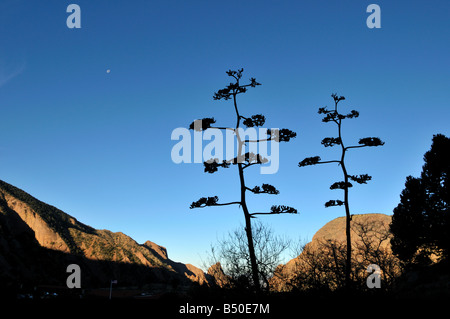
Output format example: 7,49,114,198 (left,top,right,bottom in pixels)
336,99,352,290
299,94,382,290
232,87,261,292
